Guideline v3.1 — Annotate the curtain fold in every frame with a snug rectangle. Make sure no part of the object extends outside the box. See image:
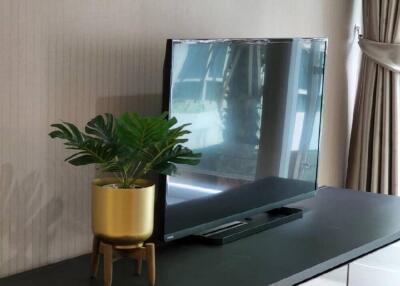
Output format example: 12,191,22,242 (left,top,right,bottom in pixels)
346,0,400,195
